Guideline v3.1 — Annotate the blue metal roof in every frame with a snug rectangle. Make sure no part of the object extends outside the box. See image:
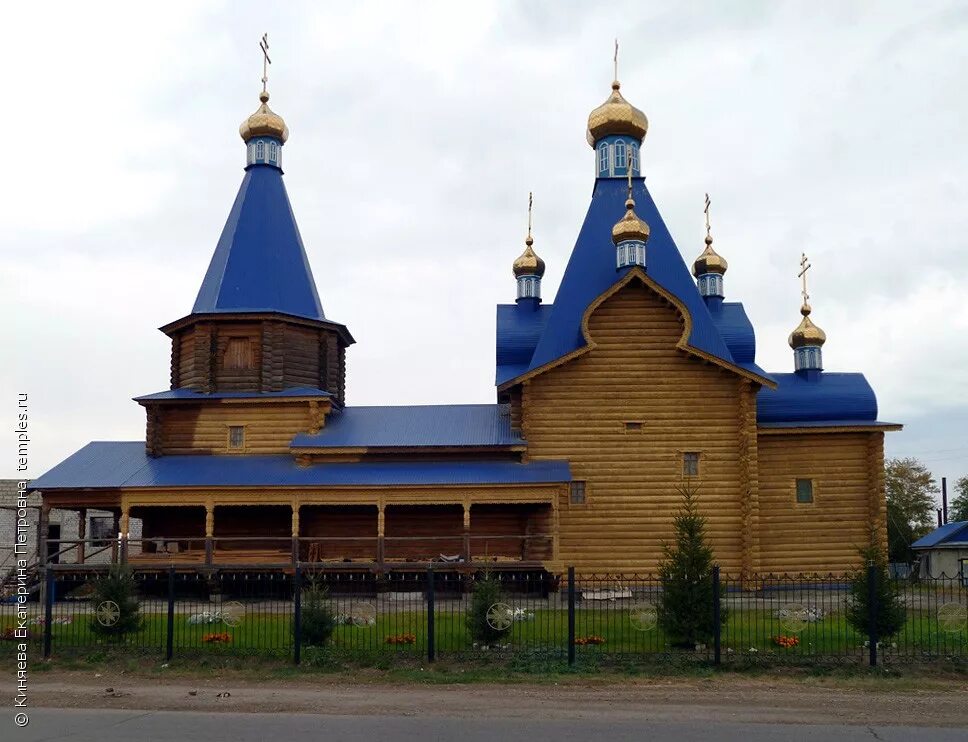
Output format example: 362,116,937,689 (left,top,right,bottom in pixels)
191,164,327,321
291,404,524,449
495,304,552,386
708,301,756,364
912,521,968,549
30,442,569,490
135,387,332,402
518,177,765,384
757,373,879,424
